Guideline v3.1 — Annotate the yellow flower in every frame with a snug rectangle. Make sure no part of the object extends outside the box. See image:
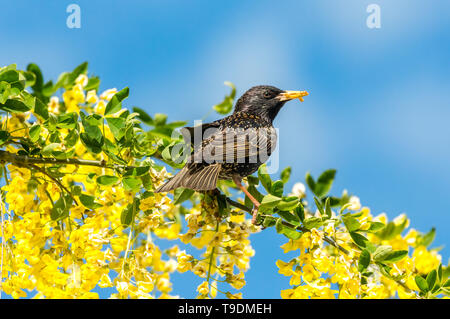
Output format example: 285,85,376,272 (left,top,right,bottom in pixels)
229,273,246,290
48,96,60,114
100,88,117,101
75,74,88,87
301,264,319,282
86,90,98,104
413,246,441,274
176,251,193,273
289,270,302,286
280,288,295,299
276,259,294,276
197,282,209,296
347,196,361,211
